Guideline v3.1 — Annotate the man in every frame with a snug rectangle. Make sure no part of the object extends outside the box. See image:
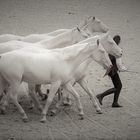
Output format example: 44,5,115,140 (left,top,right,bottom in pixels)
96,35,127,107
